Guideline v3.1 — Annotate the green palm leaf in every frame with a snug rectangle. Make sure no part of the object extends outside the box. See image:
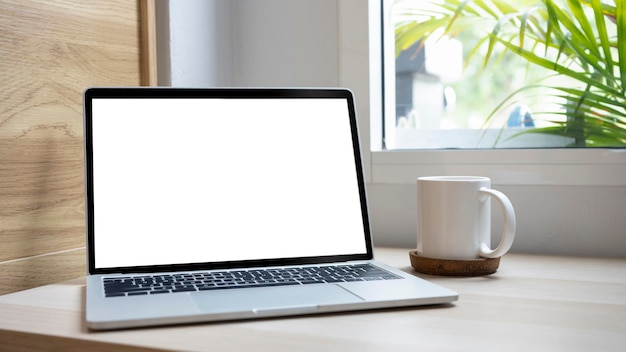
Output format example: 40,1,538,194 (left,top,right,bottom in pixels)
617,0,626,93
